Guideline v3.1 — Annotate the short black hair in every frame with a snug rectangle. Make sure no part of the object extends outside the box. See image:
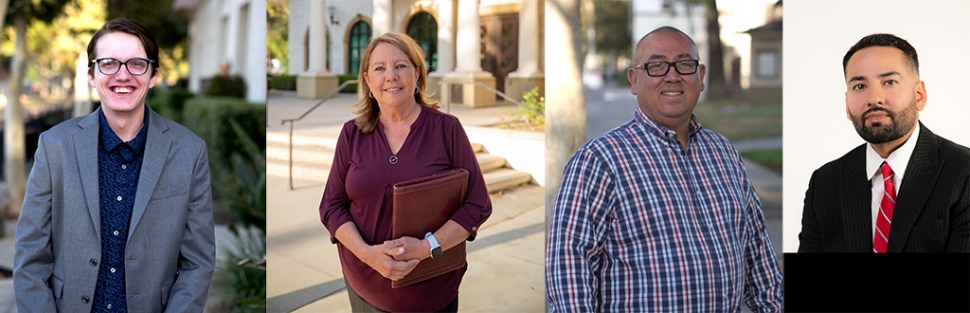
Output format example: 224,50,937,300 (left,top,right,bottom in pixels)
842,33,918,76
